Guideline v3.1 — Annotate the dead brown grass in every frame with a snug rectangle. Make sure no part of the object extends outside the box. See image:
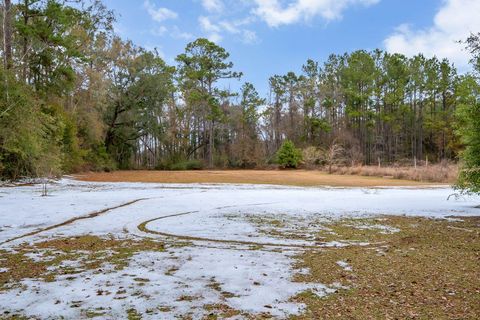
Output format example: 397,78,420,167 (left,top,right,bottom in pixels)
0,236,165,291
75,170,439,187
203,304,241,319
327,164,458,183
291,216,480,320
